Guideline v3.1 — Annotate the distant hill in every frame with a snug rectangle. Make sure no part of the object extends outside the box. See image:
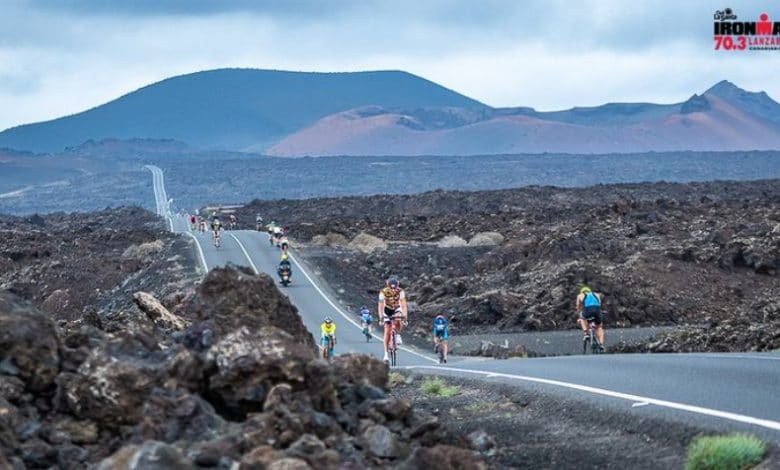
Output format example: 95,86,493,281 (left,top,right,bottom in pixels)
268,80,780,156
0,69,486,153
2,69,779,155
